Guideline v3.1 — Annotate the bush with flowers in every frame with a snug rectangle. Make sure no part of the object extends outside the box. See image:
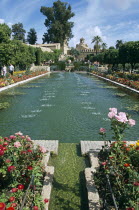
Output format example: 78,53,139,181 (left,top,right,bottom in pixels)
94,108,139,209
0,132,49,210
0,70,48,88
